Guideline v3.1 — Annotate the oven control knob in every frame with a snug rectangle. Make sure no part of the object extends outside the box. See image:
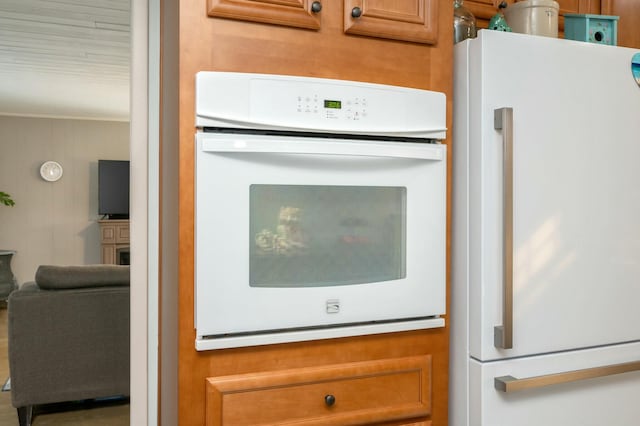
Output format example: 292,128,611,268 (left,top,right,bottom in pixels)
324,394,336,407
311,1,322,13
